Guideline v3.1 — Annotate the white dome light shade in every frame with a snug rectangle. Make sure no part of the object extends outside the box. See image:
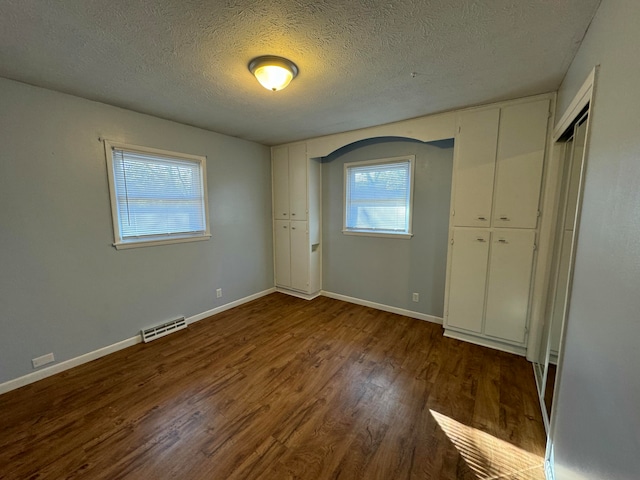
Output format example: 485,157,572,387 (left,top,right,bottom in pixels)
249,56,299,92
254,64,292,91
